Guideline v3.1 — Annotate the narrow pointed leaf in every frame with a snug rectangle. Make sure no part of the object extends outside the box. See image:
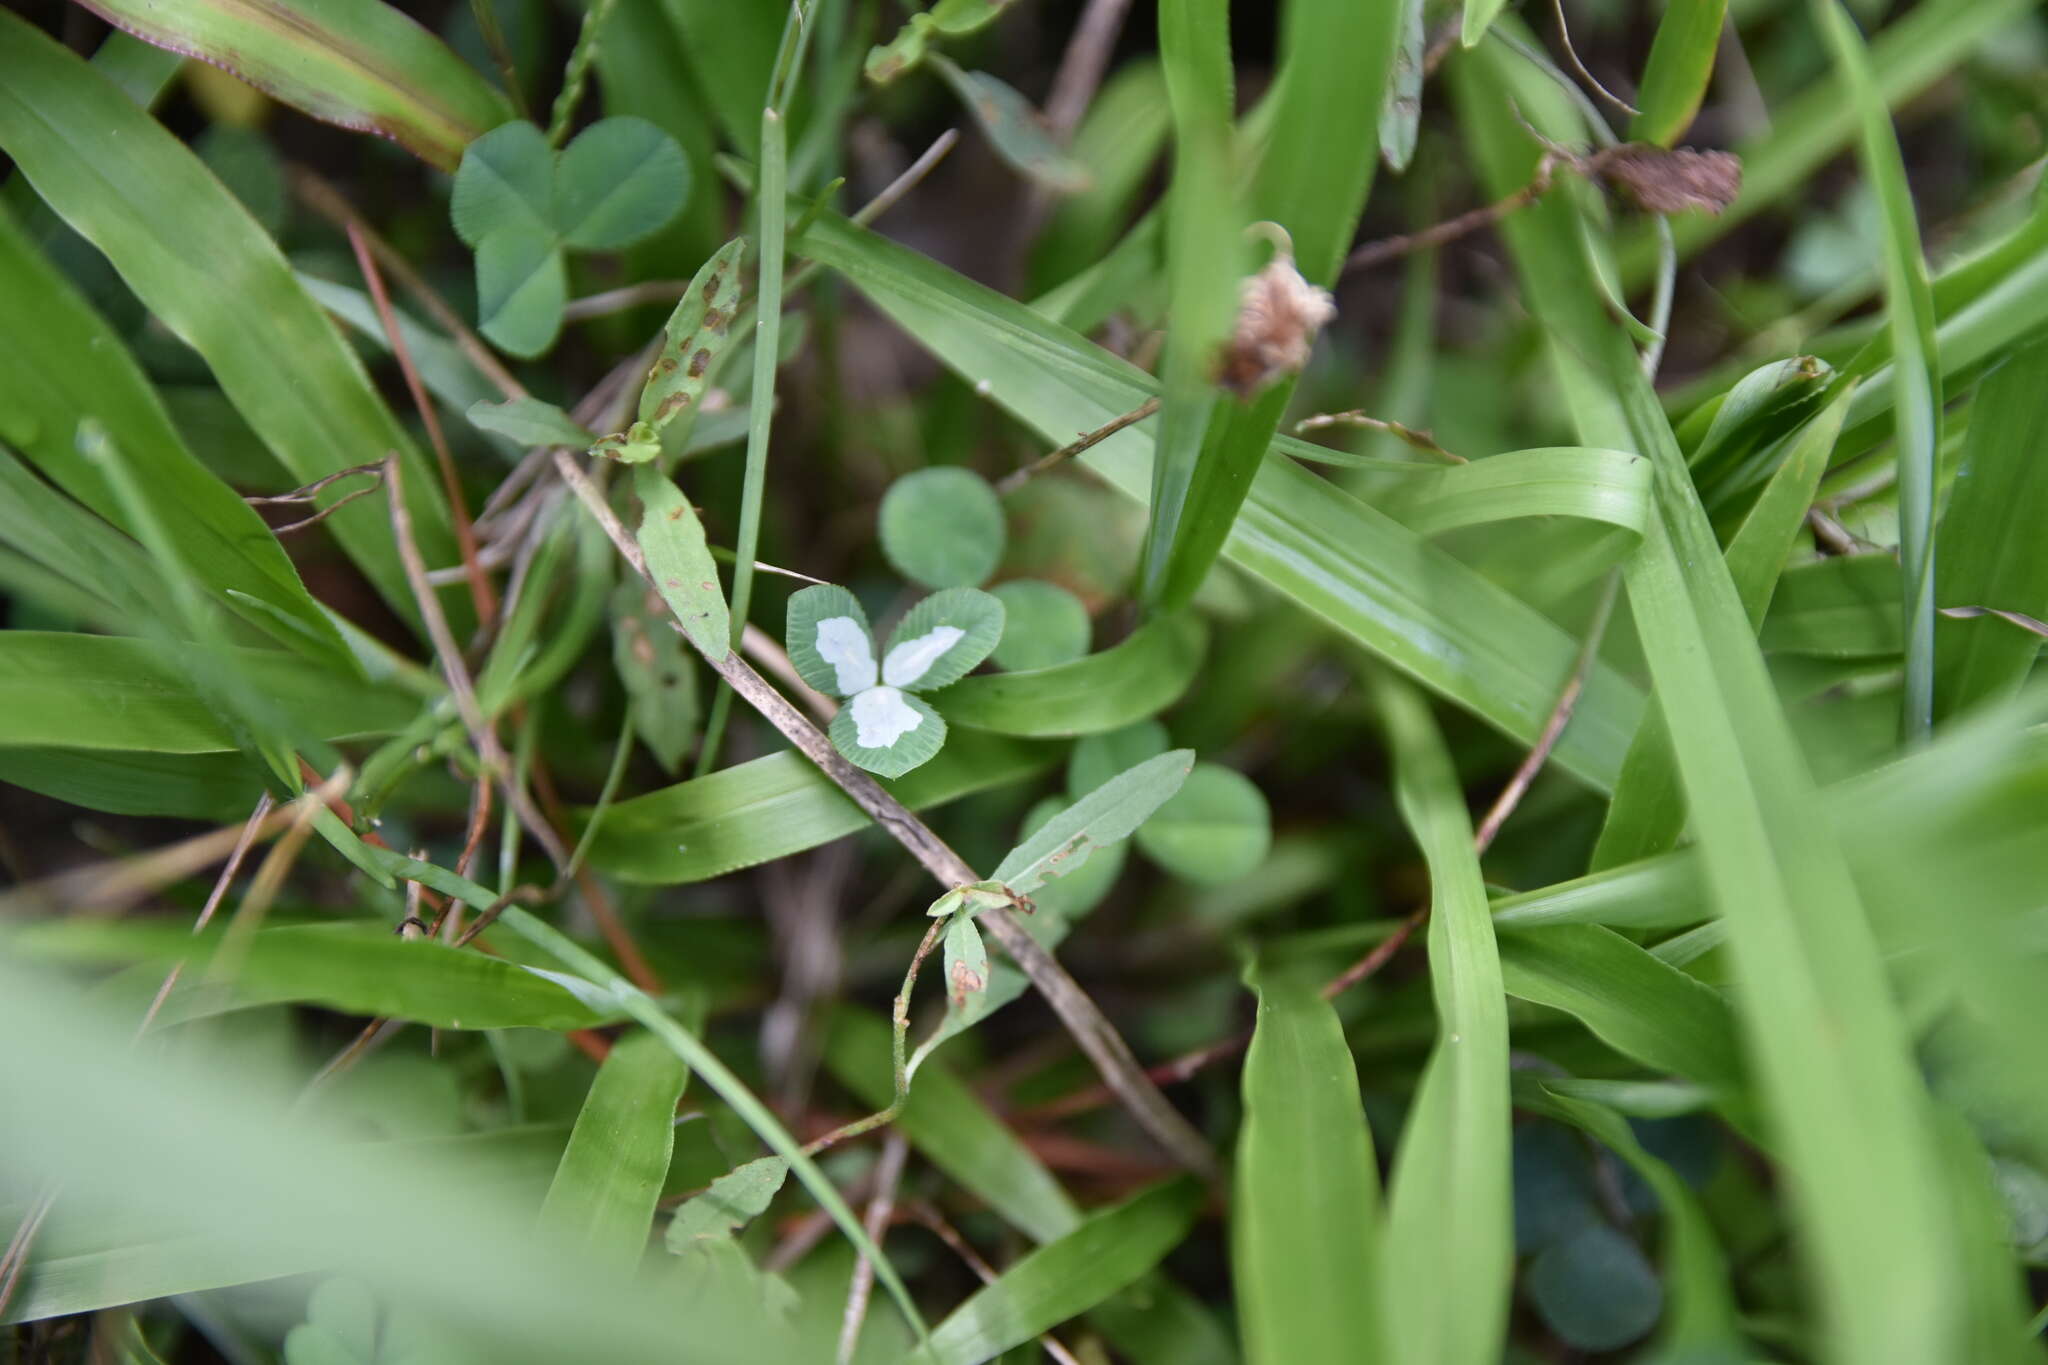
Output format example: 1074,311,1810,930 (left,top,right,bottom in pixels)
70,0,508,168
633,463,731,659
